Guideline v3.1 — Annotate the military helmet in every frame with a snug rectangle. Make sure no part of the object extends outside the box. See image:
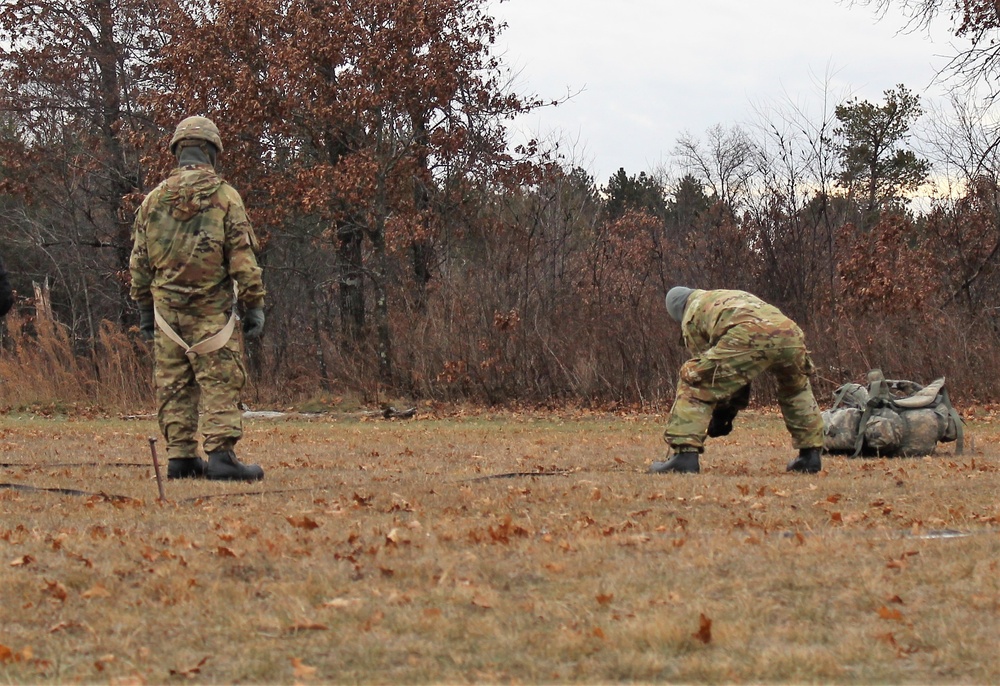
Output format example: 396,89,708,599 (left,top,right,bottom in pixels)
170,116,223,153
